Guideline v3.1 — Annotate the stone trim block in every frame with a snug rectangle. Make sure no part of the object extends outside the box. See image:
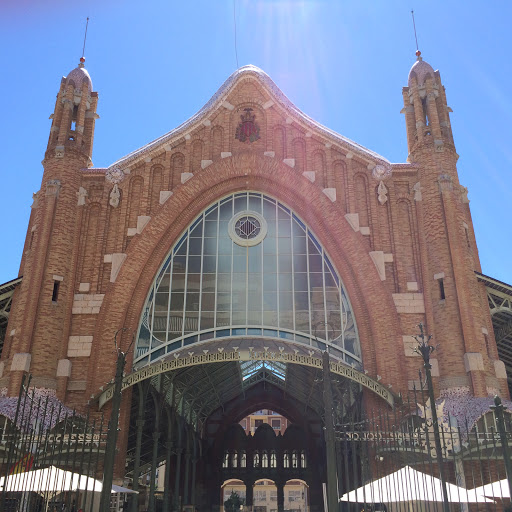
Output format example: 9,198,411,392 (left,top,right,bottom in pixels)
67,380,87,391
137,215,151,234
104,254,113,263
344,213,359,232
11,353,31,372
110,253,127,283
67,336,93,358
221,152,232,158
264,151,275,158
201,160,213,169
53,275,64,281
262,100,274,110
56,359,72,377
392,293,425,314
283,158,295,168
10,329,16,336
481,327,488,335
434,272,445,280
403,336,419,357
360,226,370,235
79,282,90,292
407,282,419,291
494,360,507,379
202,120,211,127
369,251,386,281
322,188,336,202
72,293,105,314
127,228,137,237
159,191,173,204
430,359,440,377
181,172,193,184
302,171,315,183
222,100,234,110
0,362,4,378
464,352,484,373
383,254,394,263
